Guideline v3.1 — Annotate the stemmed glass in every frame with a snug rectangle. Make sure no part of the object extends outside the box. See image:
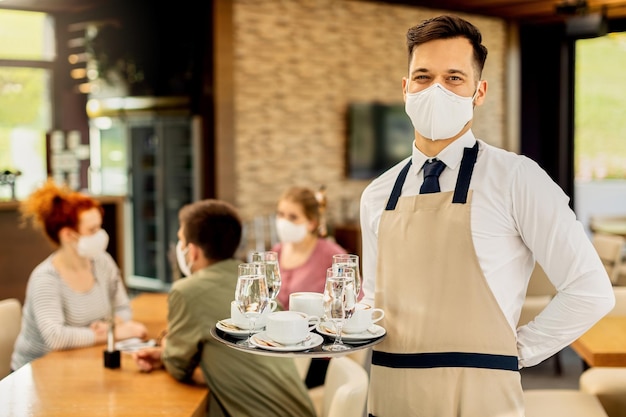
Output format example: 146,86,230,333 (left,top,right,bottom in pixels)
234,262,269,347
322,266,357,352
332,254,362,299
251,251,282,301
